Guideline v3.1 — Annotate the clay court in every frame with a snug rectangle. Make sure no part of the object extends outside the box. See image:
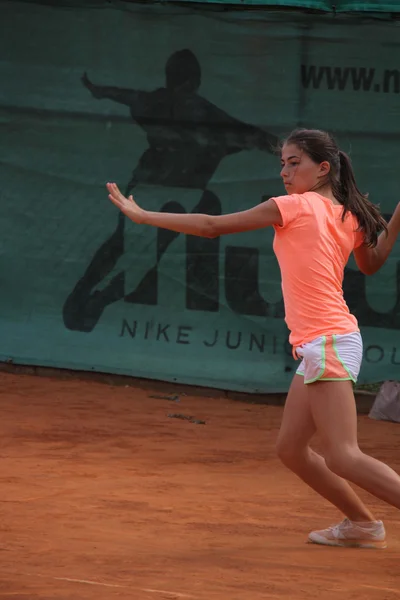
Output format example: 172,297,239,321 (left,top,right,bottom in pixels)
1,370,400,600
